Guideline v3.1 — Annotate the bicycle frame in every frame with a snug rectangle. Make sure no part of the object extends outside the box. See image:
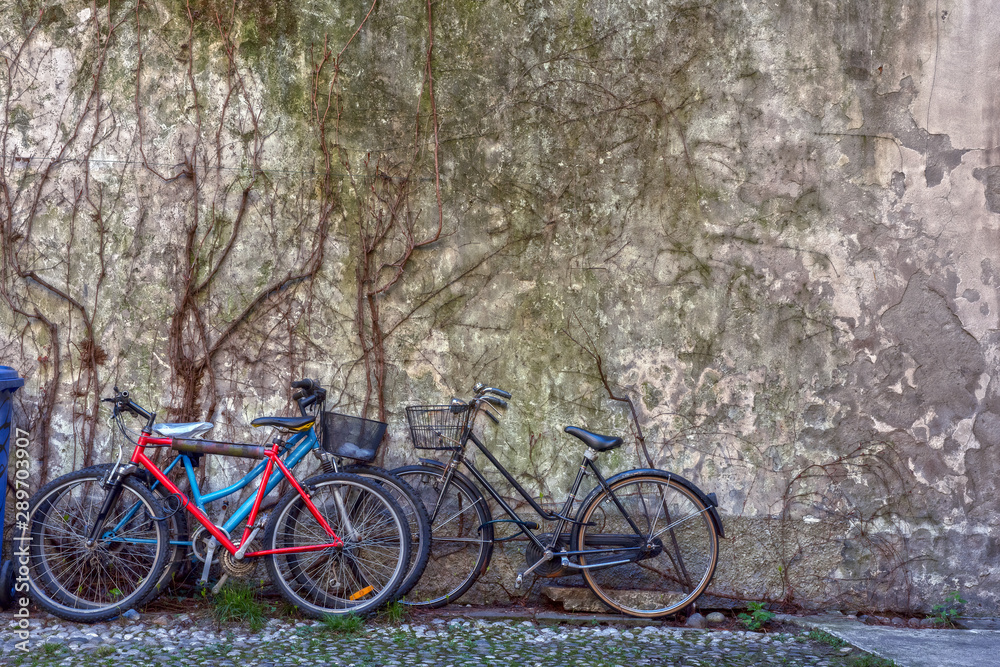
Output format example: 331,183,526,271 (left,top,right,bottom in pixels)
428,429,645,565
87,434,344,558
154,428,320,540
94,426,326,574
